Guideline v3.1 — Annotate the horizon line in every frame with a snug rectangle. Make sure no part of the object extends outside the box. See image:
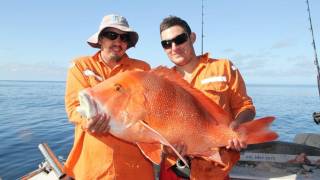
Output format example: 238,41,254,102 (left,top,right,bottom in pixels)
0,79,317,87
